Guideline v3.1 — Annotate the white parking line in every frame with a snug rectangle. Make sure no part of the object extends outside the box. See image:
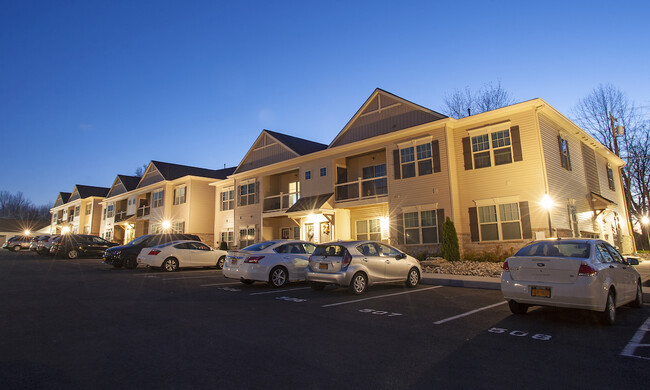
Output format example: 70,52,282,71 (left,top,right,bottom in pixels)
249,287,311,295
200,282,242,287
621,315,650,361
434,301,507,325
321,286,443,308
